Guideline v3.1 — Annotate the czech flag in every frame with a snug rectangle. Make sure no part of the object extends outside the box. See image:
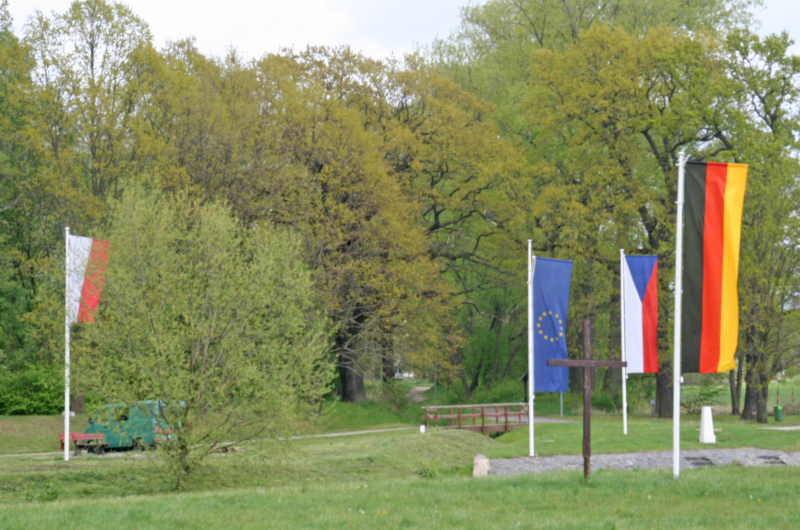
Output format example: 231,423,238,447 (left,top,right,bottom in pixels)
622,255,659,373
682,161,747,373
66,235,109,324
